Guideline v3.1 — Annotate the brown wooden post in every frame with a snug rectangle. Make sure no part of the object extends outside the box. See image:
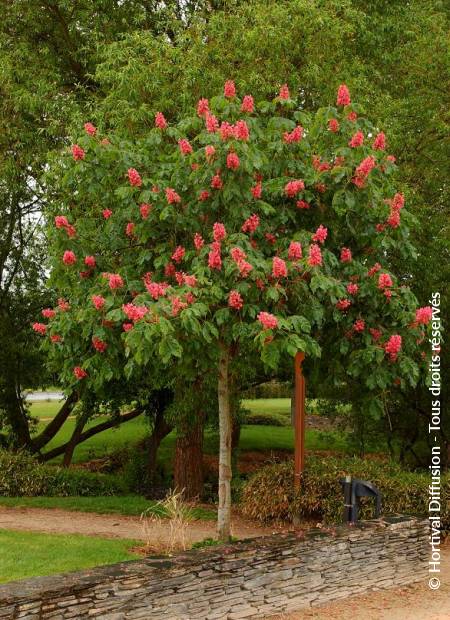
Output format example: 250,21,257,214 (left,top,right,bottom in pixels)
294,351,306,490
